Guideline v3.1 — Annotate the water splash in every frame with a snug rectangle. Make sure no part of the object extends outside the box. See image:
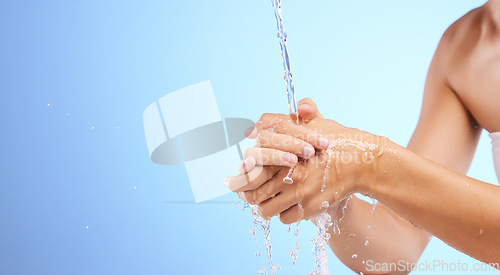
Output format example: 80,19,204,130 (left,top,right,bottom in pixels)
371,199,377,215
252,206,279,274
290,222,301,268
332,195,352,235
463,179,485,236
294,221,301,237
271,0,298,122
310,212,332,275
283,167,294,184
